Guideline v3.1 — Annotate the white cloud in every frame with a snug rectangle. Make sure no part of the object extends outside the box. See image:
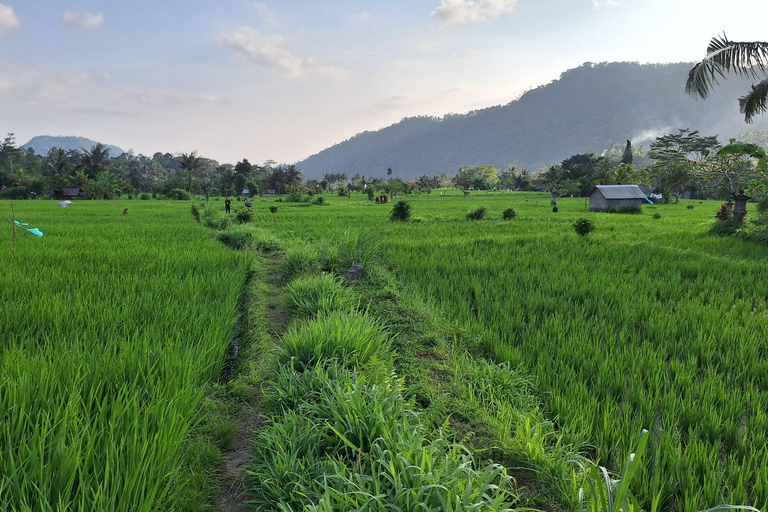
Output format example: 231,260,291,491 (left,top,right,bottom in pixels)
432,0,517,25
593,0,619,8
344,12,371,24
61,12,104,30
452,50,479,59
0,4,20,37
248,2,279,26
219,27,349,80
